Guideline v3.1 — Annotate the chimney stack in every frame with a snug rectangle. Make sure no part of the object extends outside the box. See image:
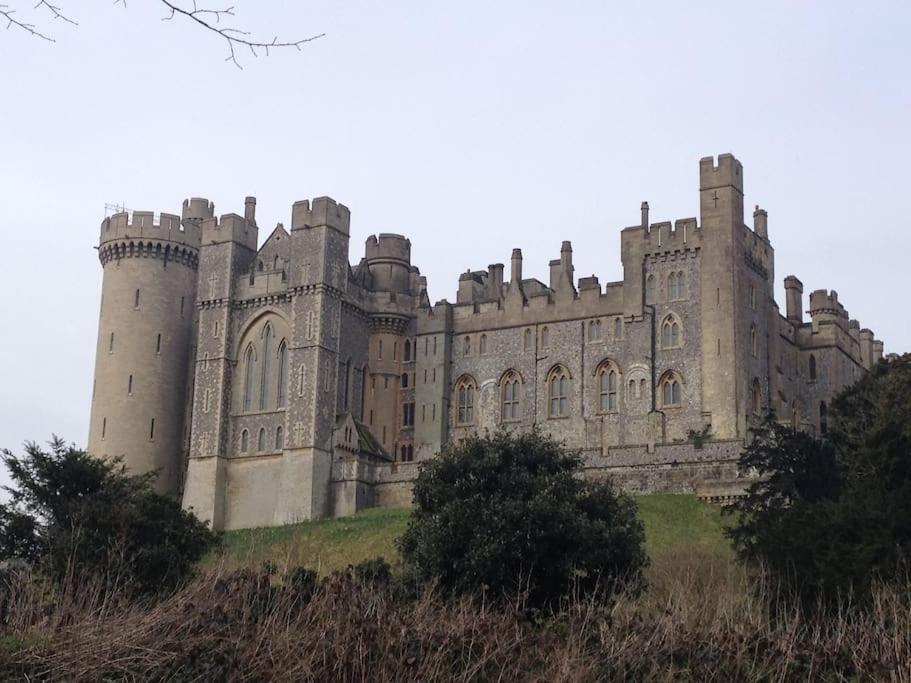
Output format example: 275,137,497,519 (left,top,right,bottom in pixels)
244,196,257,224
641,201,649,230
